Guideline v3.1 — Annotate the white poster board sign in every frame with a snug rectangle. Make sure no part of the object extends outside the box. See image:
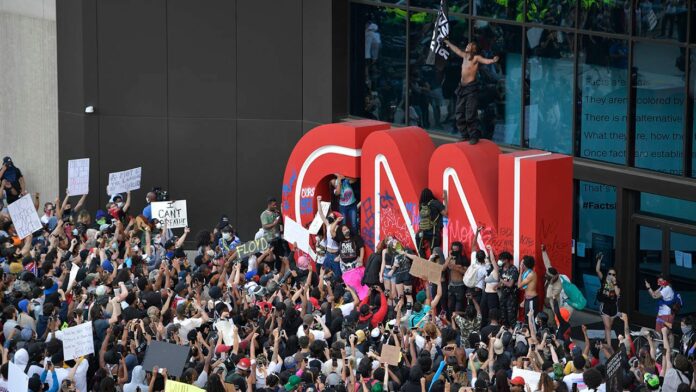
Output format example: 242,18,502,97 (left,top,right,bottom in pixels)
67,158,90,196
8,194,43,239
106,167,141,195
214,319,235,346
308,201,331,235
283,216,310,254
68,262,80,290
151,200,188,228
62,321,95,360
8,361,28,392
